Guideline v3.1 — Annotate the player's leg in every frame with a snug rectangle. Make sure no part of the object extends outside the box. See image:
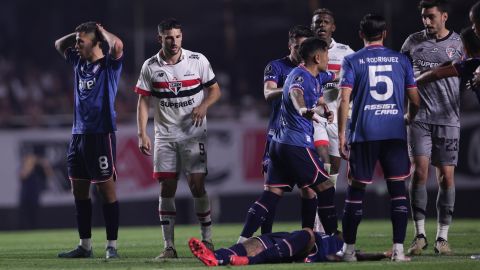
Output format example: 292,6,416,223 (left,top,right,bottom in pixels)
327,122,341,185
339,141,378,262
58,135,93,258
300,187,317,230
182,135,214,249
238,186,283,243
431,125,458,255
90,133,120,258
313,120,331,172
295,146,337,235
408,121,432,255
381,139,411,261
261,139,276,235
238,141,287,243
154,140,179,258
